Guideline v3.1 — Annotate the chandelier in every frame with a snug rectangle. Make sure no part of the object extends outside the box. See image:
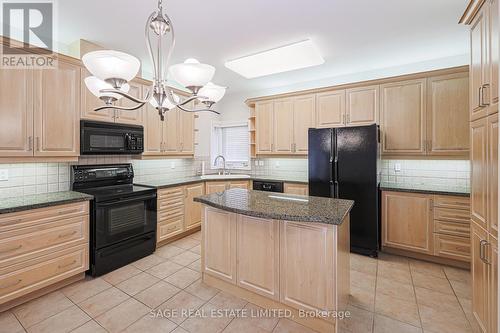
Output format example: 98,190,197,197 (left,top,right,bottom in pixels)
81,0,225,121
